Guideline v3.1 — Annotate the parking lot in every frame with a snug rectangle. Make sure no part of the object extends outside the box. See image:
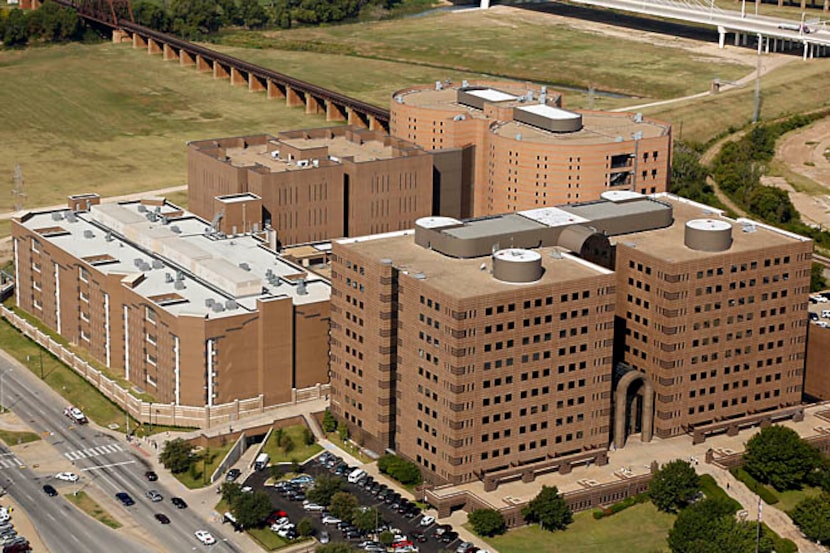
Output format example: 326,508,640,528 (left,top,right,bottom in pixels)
242,453,482,553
